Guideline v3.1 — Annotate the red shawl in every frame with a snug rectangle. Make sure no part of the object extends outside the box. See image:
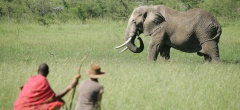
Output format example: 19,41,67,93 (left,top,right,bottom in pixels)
14,74,63,110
